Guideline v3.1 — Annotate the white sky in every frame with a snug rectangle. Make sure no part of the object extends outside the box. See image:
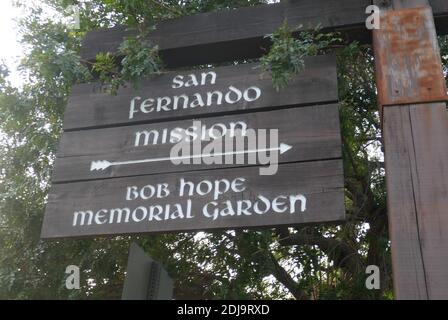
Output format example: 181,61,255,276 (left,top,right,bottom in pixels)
0,0,25,86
